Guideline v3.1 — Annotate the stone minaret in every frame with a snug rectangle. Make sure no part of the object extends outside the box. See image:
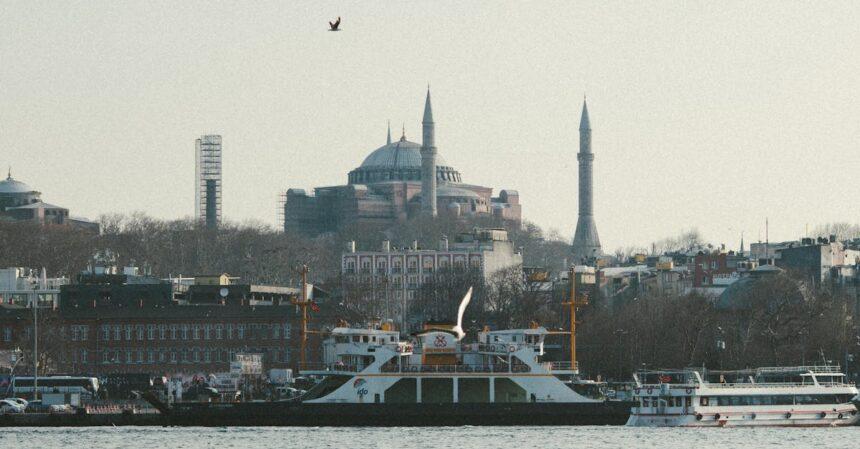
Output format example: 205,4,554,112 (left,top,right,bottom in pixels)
421,88,437,216
572,99,602,260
